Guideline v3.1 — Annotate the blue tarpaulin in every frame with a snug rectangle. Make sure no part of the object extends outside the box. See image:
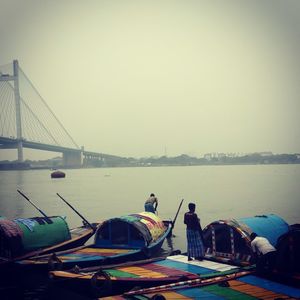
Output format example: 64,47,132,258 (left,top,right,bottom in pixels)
238,214,289,246
203,213,290,265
